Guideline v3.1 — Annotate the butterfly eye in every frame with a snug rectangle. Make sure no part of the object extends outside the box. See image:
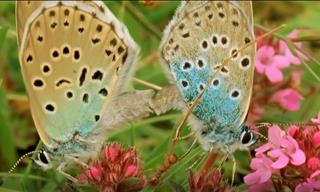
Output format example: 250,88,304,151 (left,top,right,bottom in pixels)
240,130,255,147
38,151,49,164
34,150,51,169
